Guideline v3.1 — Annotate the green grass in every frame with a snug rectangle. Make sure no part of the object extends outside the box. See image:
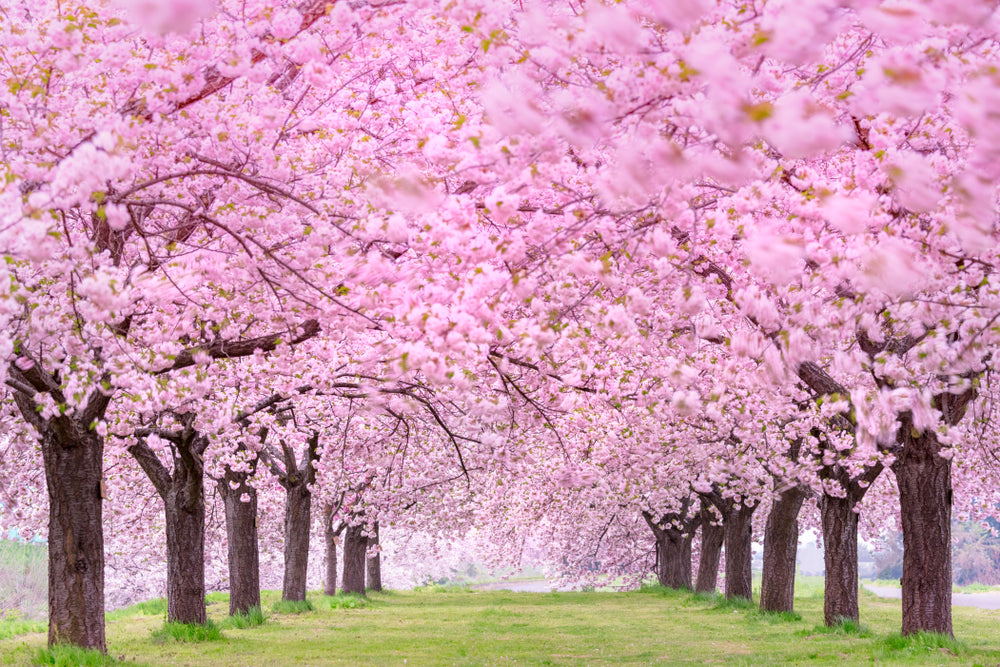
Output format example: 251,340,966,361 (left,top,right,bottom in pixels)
32,645,121,666
0,618,45,641
873,631,968,661
105,598,167,622
269,598,313,614
1,586,999,665
220,606,266,629
314,594,370,610
150,619,222,643
800,616,873,637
